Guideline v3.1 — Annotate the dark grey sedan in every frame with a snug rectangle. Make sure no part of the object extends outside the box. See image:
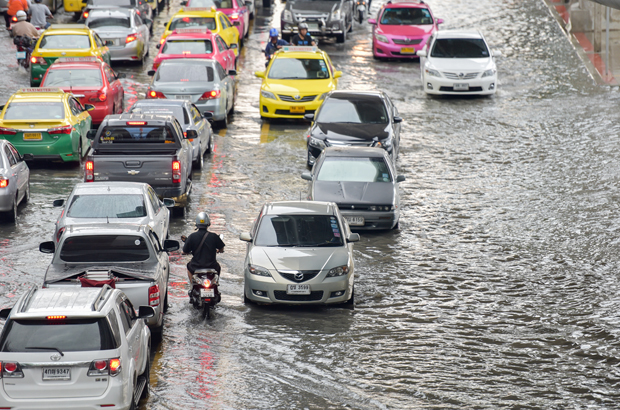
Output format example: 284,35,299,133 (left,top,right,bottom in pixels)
302,146,405,230
0,141,30,223
128,99,214,169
